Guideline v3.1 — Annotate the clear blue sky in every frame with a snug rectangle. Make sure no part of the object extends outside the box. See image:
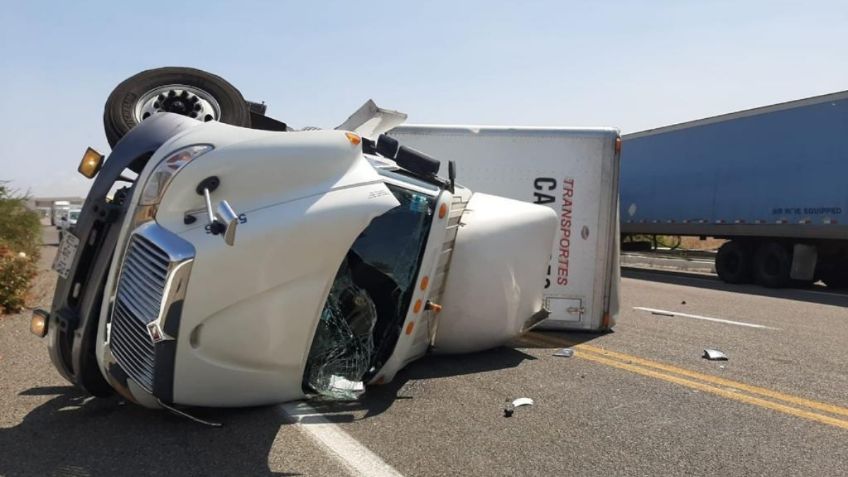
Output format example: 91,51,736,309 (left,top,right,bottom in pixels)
1,0,846,197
